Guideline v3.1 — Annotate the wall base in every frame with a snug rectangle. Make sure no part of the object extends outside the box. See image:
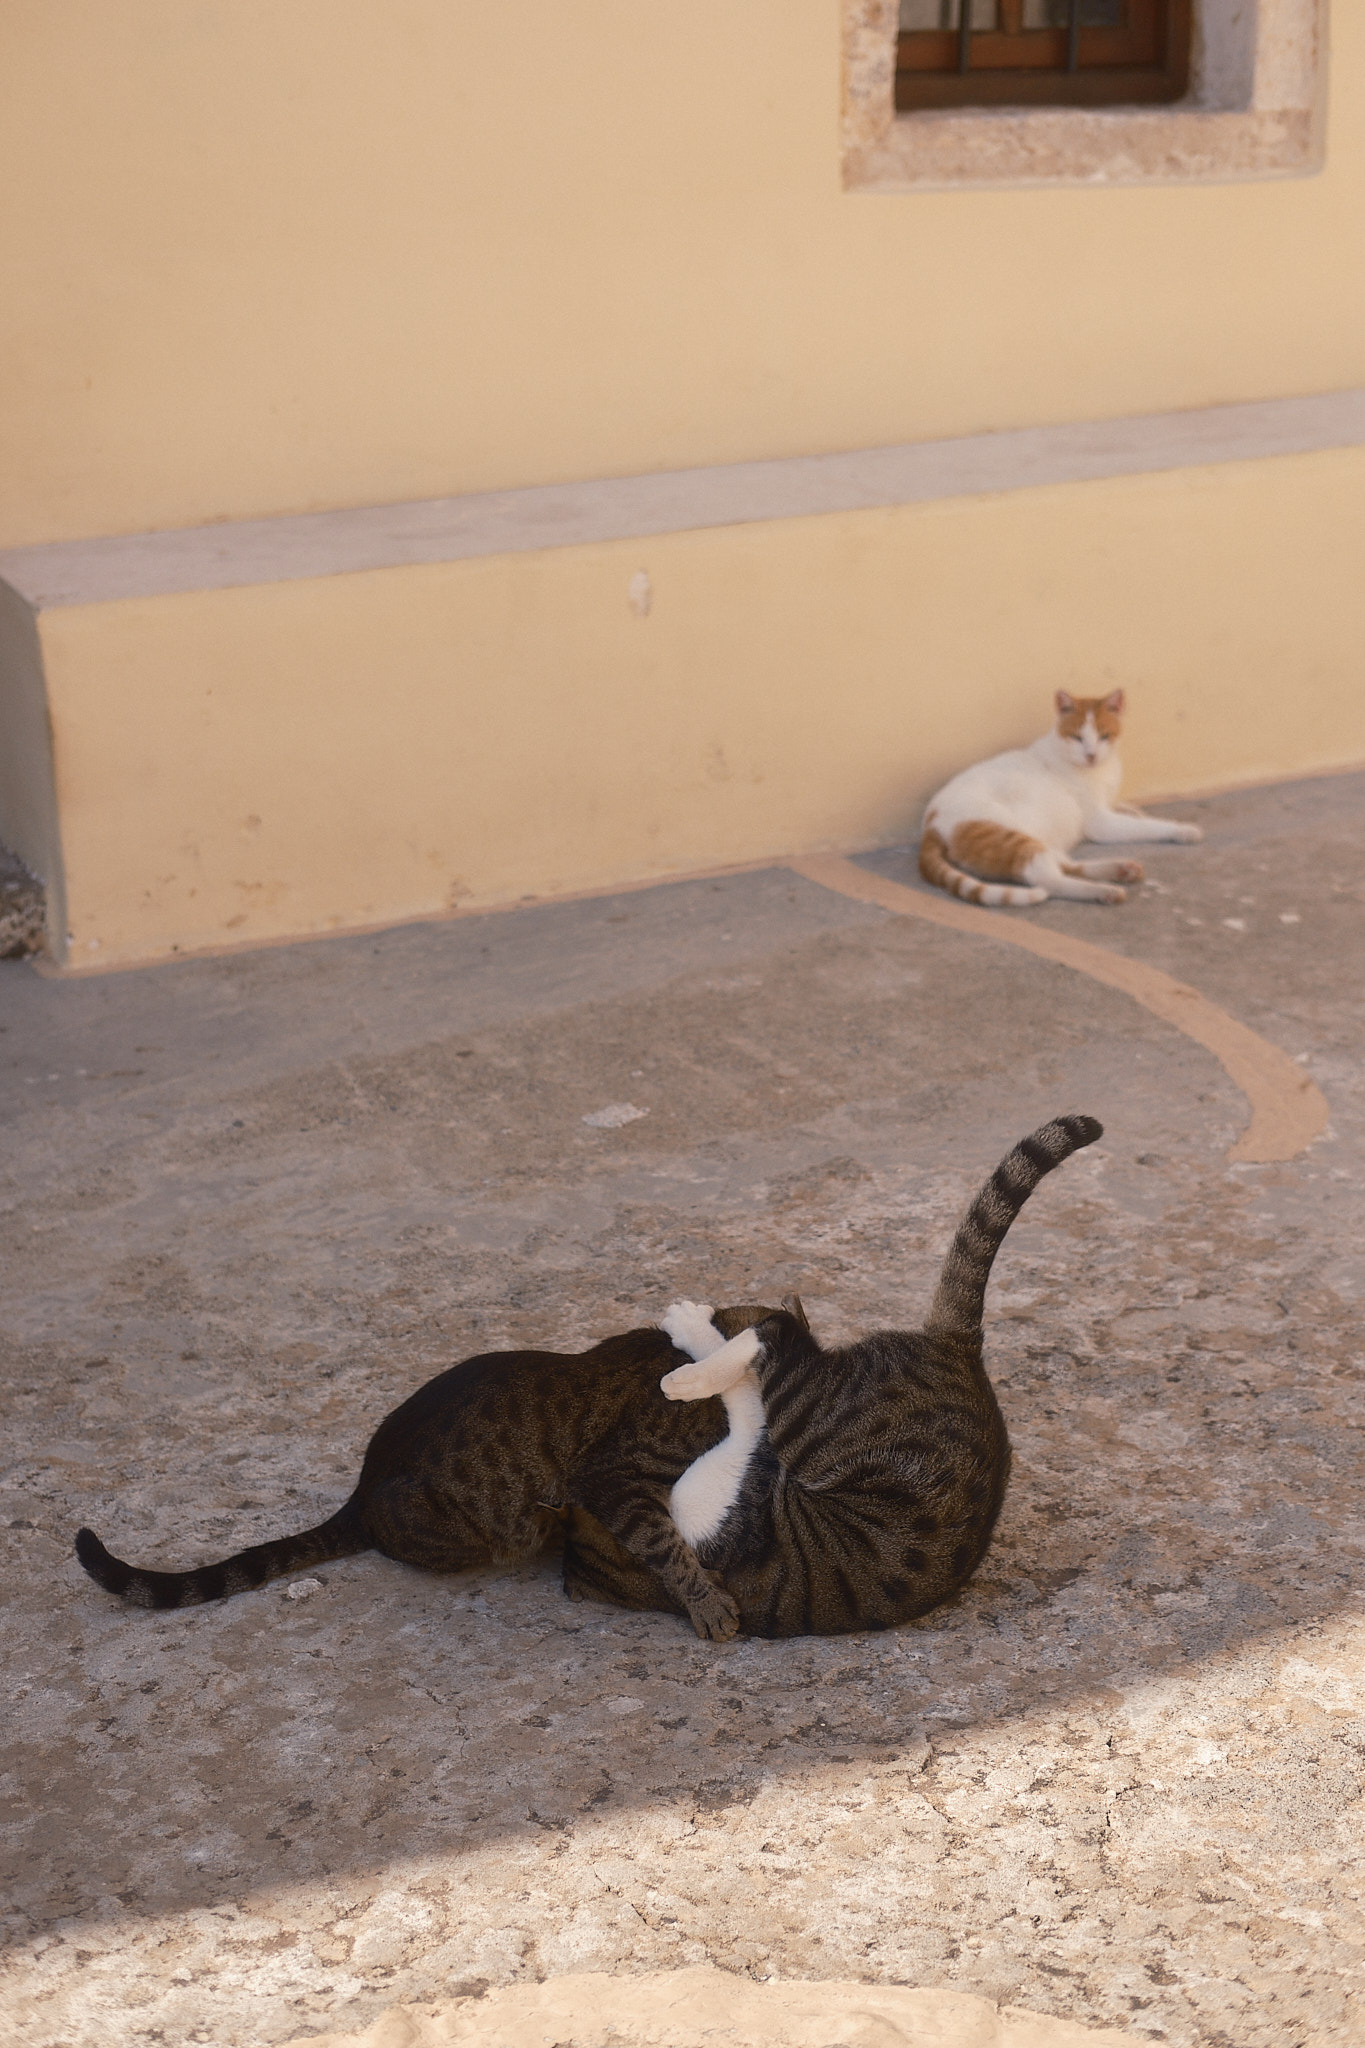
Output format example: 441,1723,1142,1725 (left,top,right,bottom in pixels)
3,410,1363,972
